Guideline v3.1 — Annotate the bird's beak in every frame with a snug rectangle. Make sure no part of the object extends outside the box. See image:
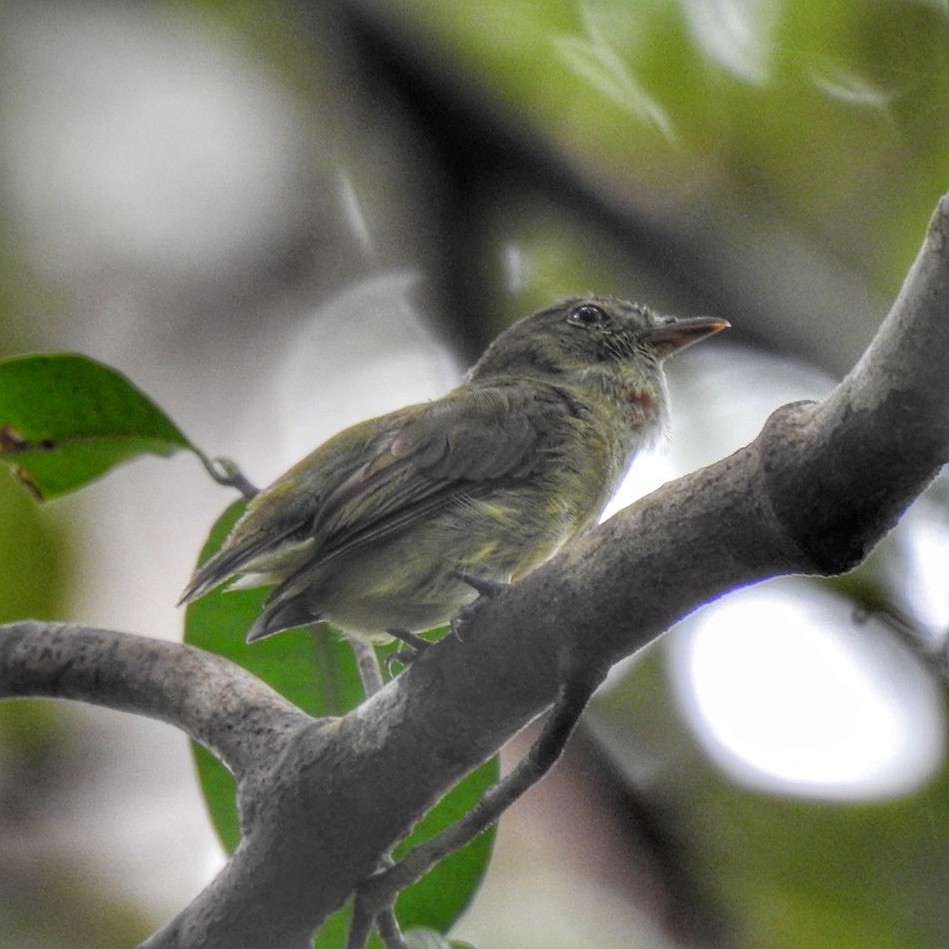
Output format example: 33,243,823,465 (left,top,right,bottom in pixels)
639,316,730,355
